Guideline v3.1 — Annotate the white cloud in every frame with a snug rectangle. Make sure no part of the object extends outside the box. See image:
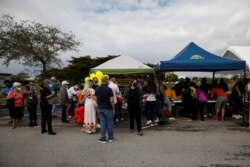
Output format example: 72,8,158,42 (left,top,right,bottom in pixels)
0,0,250,75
